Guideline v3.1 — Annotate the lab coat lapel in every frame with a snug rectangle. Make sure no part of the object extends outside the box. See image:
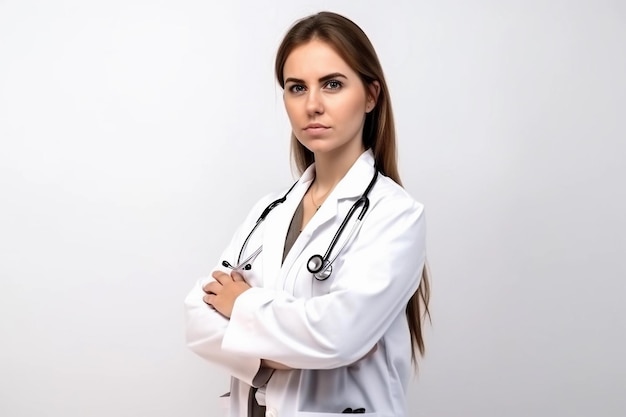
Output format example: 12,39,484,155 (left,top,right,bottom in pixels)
312,150,376,228
307,150,377,233
261,168,314,290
